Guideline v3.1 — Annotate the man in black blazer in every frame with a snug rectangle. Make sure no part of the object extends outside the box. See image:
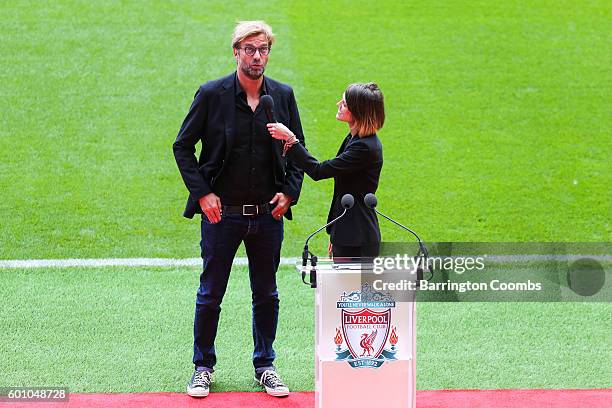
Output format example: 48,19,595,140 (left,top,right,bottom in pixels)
173,21,304,398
